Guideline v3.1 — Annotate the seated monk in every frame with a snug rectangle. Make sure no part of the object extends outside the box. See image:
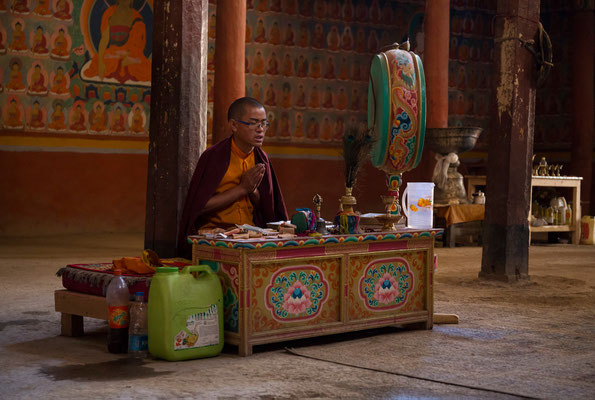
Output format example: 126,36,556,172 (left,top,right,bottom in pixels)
177,97,288,257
